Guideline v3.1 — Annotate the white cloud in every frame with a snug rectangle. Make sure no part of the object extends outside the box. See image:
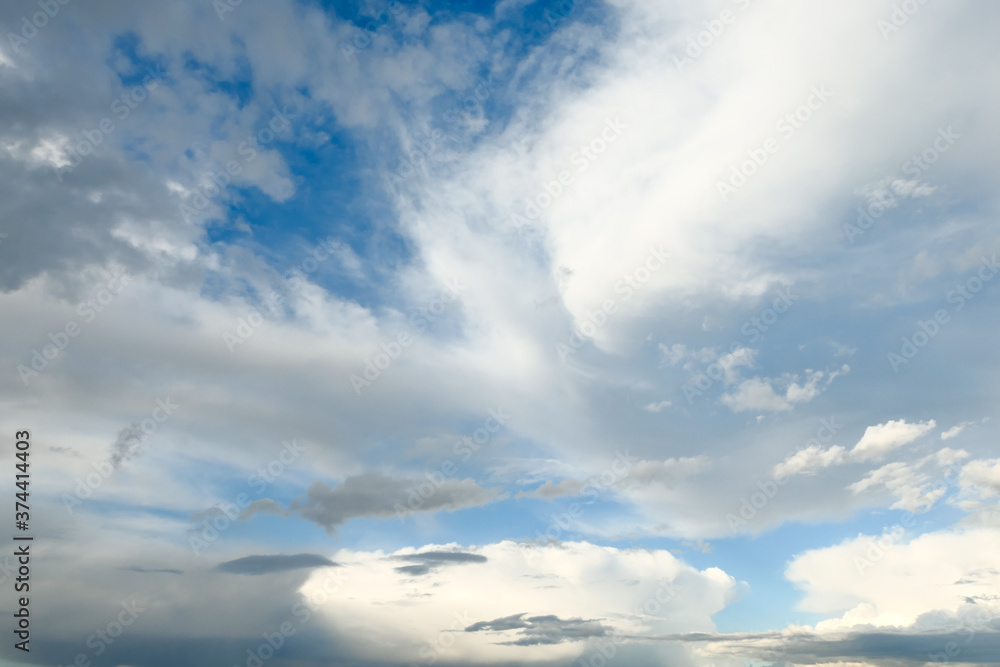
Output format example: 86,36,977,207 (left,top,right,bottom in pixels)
848,461,946,513
301,540,742,665
785,527,1000,629
848,419,936,462
773,444,846,479
941,421,975,440
721,366,848,413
